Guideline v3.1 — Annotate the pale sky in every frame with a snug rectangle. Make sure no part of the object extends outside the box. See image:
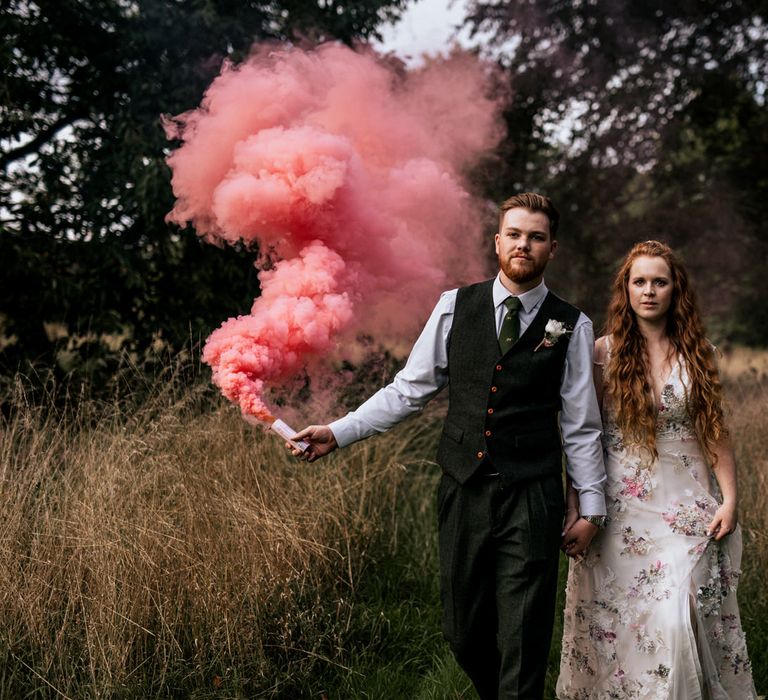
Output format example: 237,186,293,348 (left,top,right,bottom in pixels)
373,0,474,64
